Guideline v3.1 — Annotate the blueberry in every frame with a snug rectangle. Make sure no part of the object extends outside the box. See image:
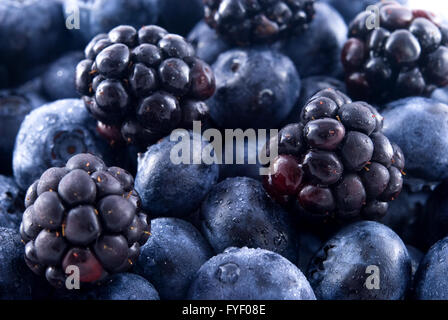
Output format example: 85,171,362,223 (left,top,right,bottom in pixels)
431,85,448,105
42,52,84,101
200,177,299,263
64,273,160,300
279,3,347,78
0,227,34,299
63,0,160,43
135,131,219,217
414,236,448,300
12,99,113,190
219,135,267,182
208,48,300,129
307,221,412,300
382,97,448,182
0,86,46,174
0,175,23,230
135,218,213,300
187,247,316,300
157,0,204,36
0,0,67,86
188,20,232,65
